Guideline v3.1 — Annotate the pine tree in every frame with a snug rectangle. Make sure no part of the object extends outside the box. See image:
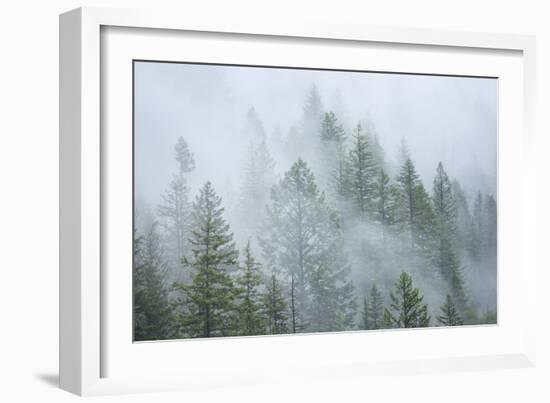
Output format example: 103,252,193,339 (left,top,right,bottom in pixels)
451,179,472,250
432,163,460,280
372,168,398,234
319,111,347,193
174,136,195,175
260,159,356,333
367,283,384,330
432,162,456,234
437,295,463,326
383,272,430,328
303,83,323,137
395,157,436,251
360,296,369,330
133,224,174,341
238,139,275,243
157,175,192,279
485,195,497,254
157,137,195,280
173,182,239,338
235,241,265,336
468,191,485,259
262,274,289,334
347,123,377,216
242,106,267,141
